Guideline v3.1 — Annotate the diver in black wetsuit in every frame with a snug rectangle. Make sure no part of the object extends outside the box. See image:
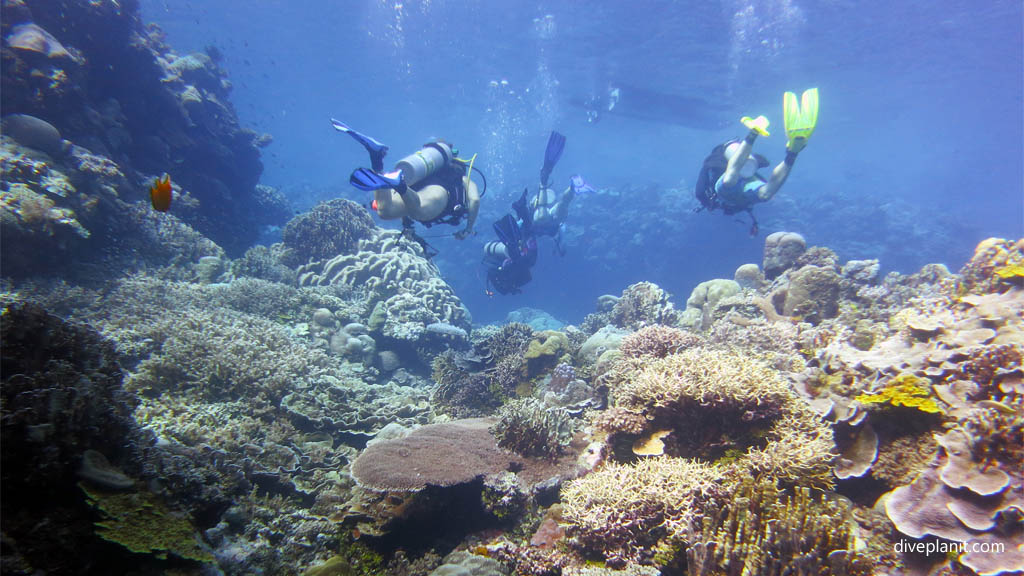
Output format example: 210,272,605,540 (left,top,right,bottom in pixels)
483,190,539,296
